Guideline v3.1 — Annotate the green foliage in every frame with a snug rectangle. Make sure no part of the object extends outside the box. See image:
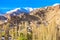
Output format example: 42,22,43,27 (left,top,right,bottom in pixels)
2,31,5,36
17,33,27,40
27,33,32,40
